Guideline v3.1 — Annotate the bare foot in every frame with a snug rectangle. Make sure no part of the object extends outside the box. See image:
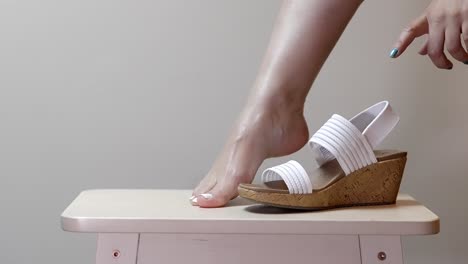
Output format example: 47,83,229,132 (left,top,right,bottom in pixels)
192,97,309,207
